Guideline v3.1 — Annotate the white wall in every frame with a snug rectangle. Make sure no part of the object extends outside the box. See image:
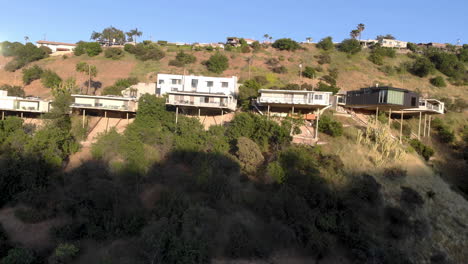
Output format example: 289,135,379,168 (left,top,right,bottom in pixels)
18,101,39,110
0,98,15,110
156,74,239,97
37,43,75,52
